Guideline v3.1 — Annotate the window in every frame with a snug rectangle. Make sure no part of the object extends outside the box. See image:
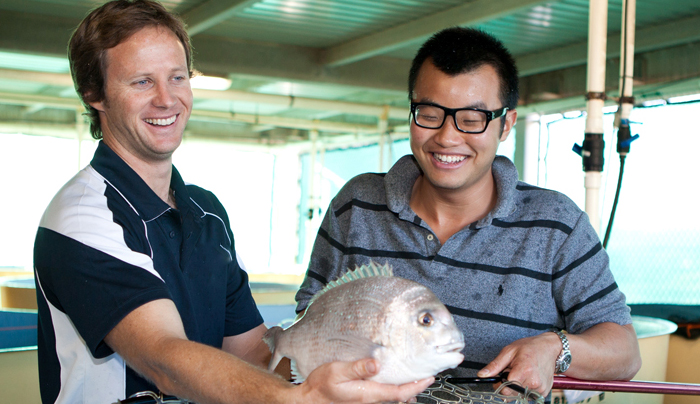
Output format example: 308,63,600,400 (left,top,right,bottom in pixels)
174,140,277,272
0,133,95,271
0,134,284,275
539,102,700,305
